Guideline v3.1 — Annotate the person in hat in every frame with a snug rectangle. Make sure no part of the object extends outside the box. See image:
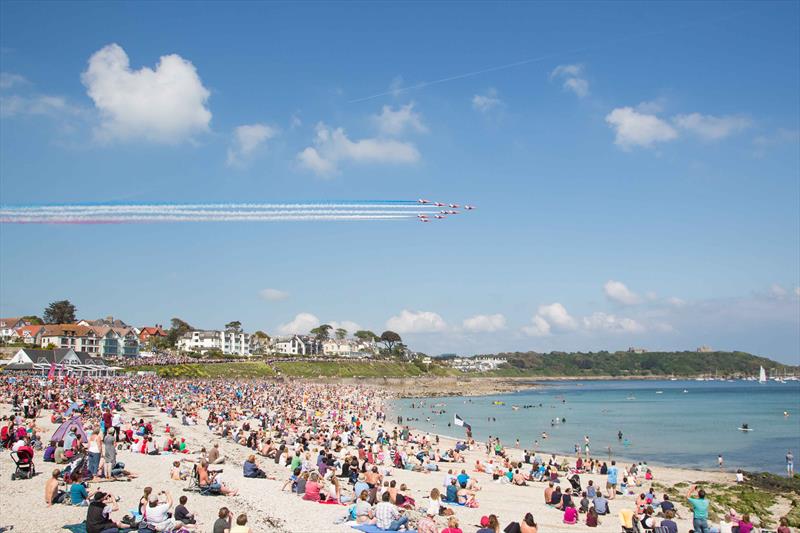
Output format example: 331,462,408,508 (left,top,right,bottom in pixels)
354,473,370,500
86,491,121,533
477,515,500,533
